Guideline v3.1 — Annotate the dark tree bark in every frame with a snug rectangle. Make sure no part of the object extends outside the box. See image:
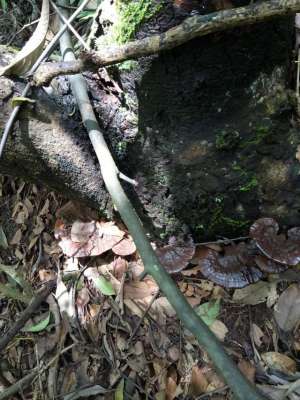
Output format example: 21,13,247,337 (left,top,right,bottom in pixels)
0,46,109,212
0,11,299,241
